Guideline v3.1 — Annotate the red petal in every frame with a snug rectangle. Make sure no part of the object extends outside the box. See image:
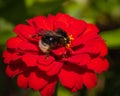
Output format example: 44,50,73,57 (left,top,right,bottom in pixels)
47,14,56,30
37,55,54,65
6,66,20,77
63,54,91,65
3,51,20,64
40,80,57,96
50,14,69,32
29,71,47,90
55,13,75,35
38,62,55,72
27,16,53,30
72,24,99,47
17,74,28,89
7,37,22,49
38,61,63,76
46,62,63,76
99,41,108,56
68,20,87,38
102,59,109,71
55,21,68,33
56,13,74,27
74,39,107,56
14,24,36,40
87,58,109,73
18,41,39,52
55,13,87,38
84,24,99,34
52,47,66,56
22,54,38,66
58,68,82,92
82,72,97,90
85,40,102,54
